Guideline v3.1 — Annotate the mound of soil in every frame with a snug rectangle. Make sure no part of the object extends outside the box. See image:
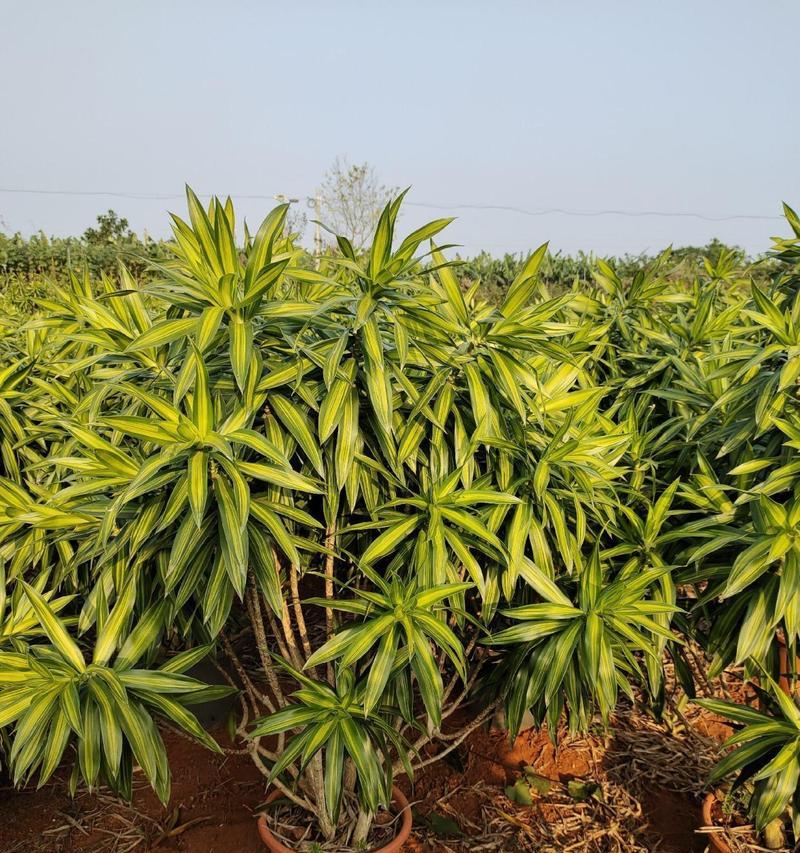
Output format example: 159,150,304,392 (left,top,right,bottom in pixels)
398,722,708,853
